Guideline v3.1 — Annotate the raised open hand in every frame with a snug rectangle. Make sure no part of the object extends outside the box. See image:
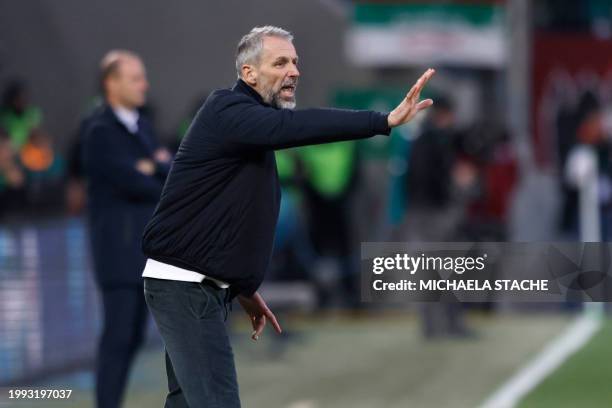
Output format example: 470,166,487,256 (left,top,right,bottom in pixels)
387,68,436,128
